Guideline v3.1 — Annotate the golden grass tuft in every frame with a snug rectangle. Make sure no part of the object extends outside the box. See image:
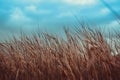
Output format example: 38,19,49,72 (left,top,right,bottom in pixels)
0,28,120,80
